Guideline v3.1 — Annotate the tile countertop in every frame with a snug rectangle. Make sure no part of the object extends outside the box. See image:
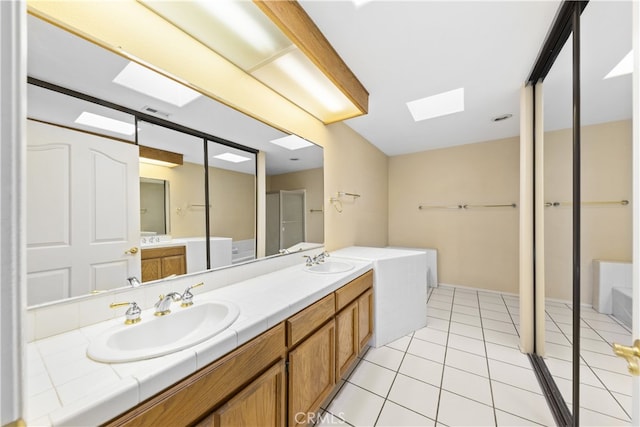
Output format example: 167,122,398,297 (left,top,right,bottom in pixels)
25,258,373,426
